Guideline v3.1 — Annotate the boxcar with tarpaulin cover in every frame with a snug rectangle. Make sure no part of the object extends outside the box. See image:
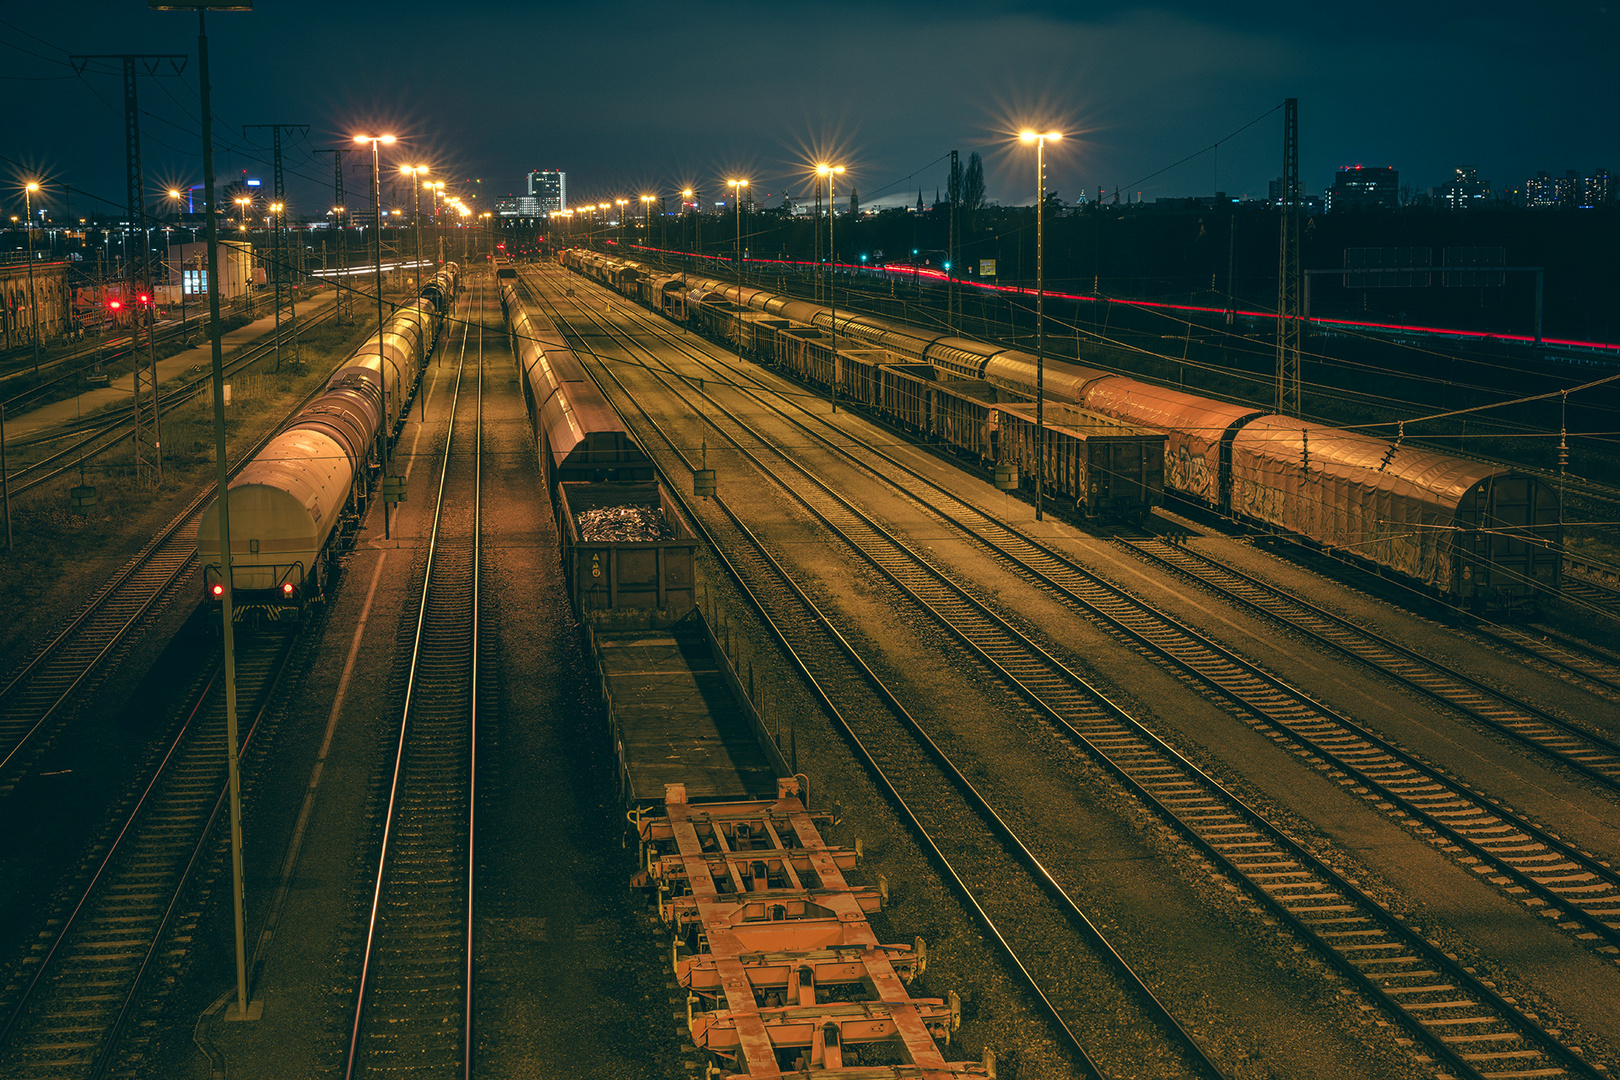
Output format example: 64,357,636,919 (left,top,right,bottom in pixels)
1229,416,1560,609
